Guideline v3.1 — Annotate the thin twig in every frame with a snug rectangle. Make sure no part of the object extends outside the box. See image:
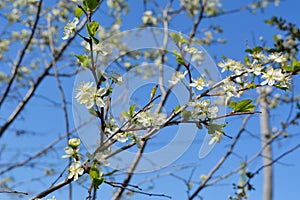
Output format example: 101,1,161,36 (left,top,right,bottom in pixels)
0,0,43,108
